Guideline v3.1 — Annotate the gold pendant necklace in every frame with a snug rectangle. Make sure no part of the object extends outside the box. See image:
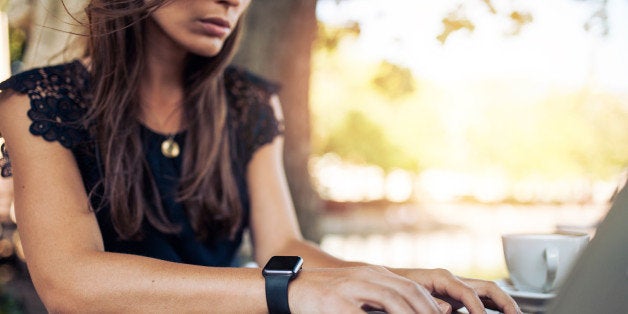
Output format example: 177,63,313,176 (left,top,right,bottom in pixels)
141,100,183,158
161,135,180,158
